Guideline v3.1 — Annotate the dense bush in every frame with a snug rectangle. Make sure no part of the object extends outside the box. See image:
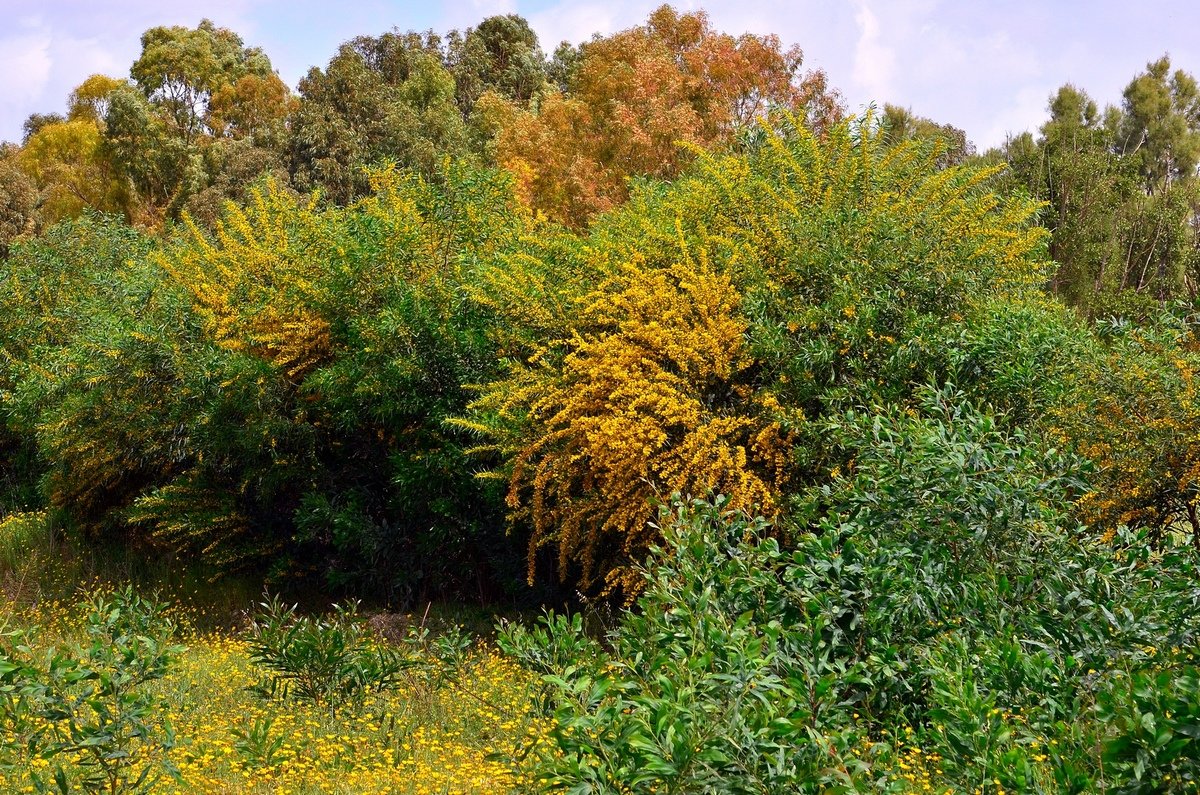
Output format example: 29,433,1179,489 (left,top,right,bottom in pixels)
1,166,542,602
468,116,1055,595
1050,307,1200,546
5,8,1200,795
502,391,1200,793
